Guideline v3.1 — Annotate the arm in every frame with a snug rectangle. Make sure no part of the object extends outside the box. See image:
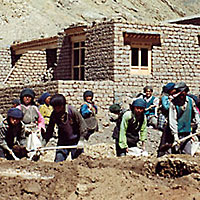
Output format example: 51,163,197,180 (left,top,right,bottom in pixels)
70,106,88,140
118,111,131,149
35,106,45,130
44,112,55,144
80,104,92,118
169,102,179,141
0,125,11,152
139,116,147,150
